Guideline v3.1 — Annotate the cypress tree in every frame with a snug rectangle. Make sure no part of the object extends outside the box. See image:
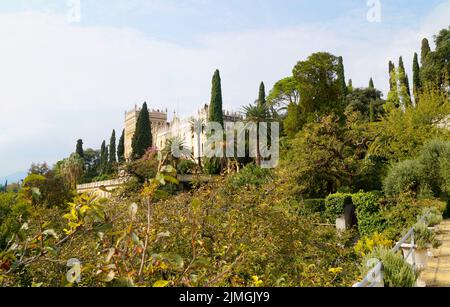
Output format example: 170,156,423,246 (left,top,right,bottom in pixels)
337,56,347,97
413,52,421,101
208,70,224,127
421,38,431,65
389,61,395,90
131,102,152,160
369,77,374,89
258,82,266,106
76,139,84,158
109,129,116,164
117,129,125,163
100,141,107,174
398,57,412,106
